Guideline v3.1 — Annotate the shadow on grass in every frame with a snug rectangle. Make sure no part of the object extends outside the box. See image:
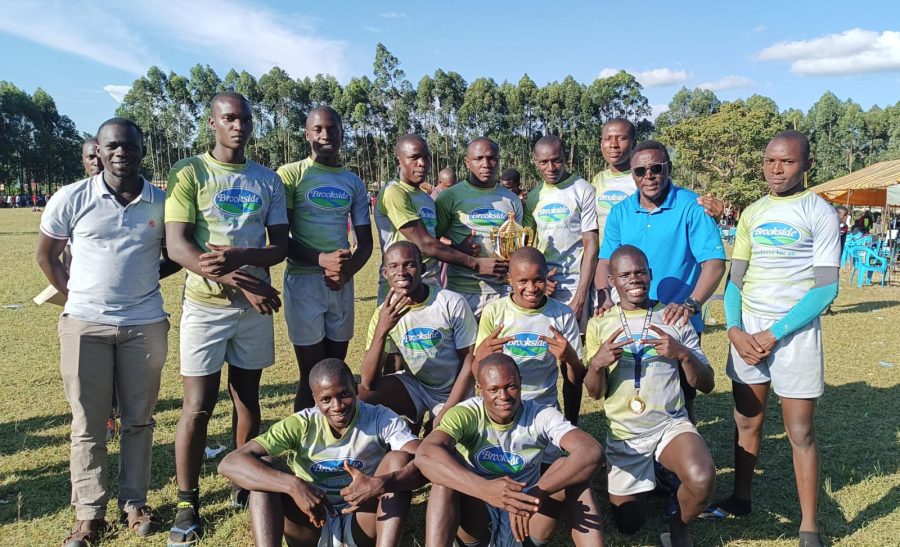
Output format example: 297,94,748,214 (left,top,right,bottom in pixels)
830,299,900,315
